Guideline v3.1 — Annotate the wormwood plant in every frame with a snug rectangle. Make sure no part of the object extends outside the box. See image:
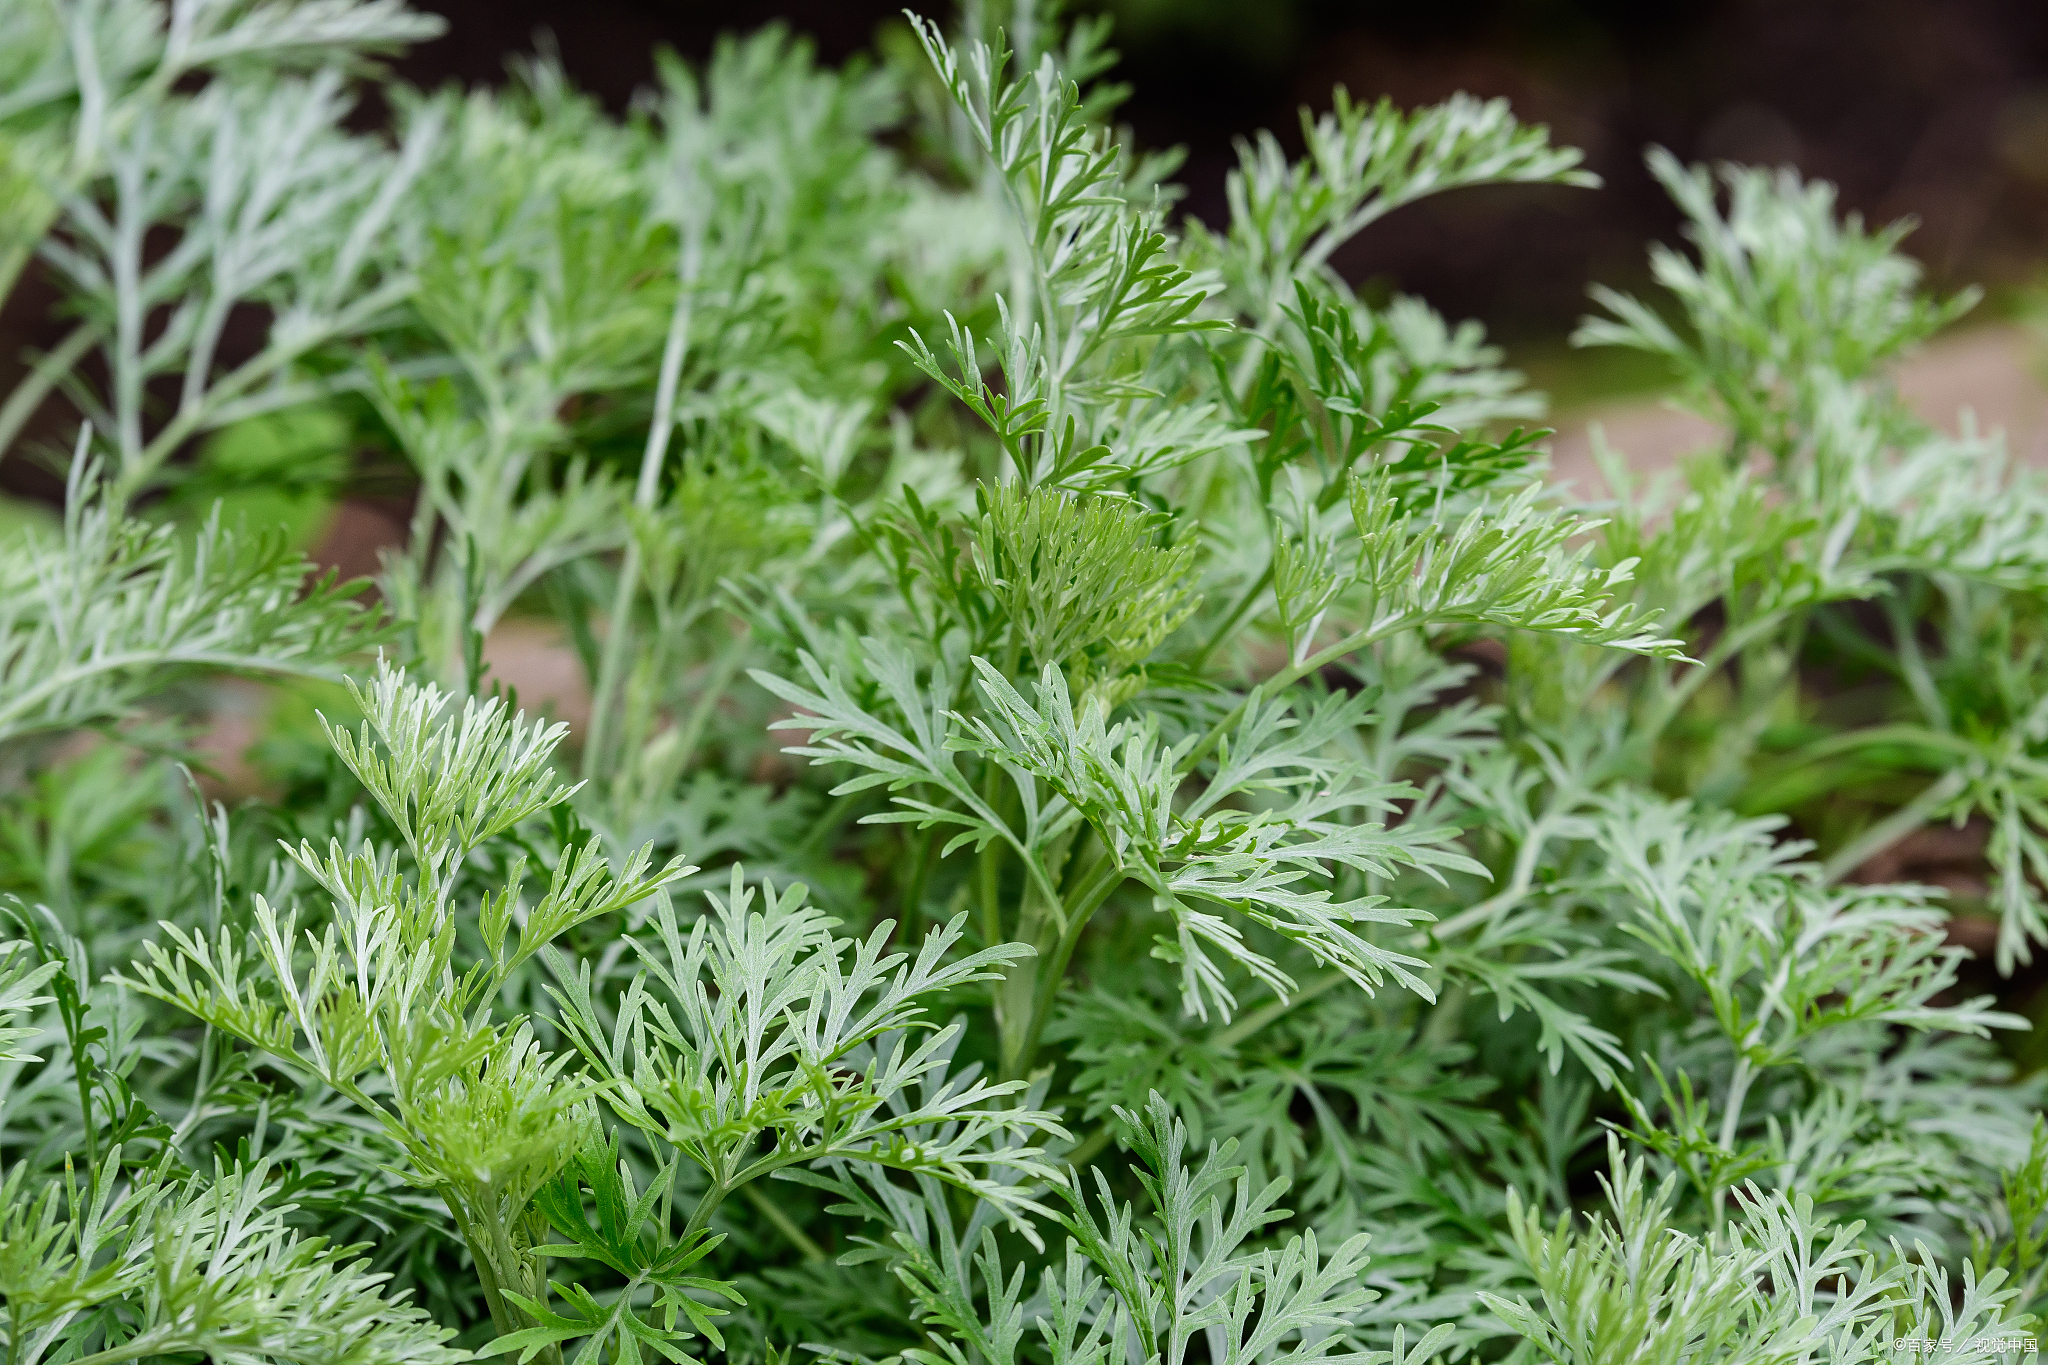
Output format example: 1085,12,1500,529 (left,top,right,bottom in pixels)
2,1,2048,1362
